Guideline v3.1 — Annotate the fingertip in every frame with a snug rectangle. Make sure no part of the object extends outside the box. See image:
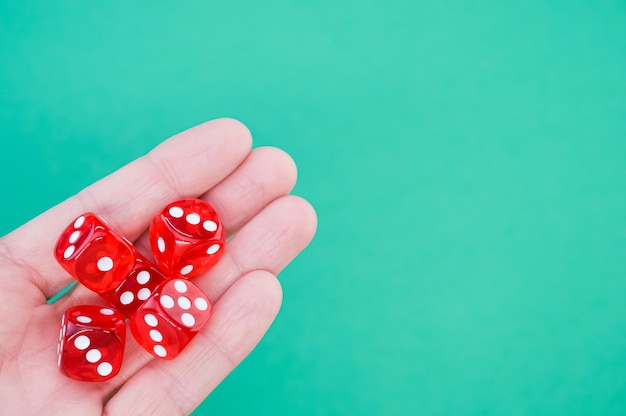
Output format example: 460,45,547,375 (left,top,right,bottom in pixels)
285,195,318,245
210,118,253,152
251,146,299,191
242,269,284,318
212,269,283,324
